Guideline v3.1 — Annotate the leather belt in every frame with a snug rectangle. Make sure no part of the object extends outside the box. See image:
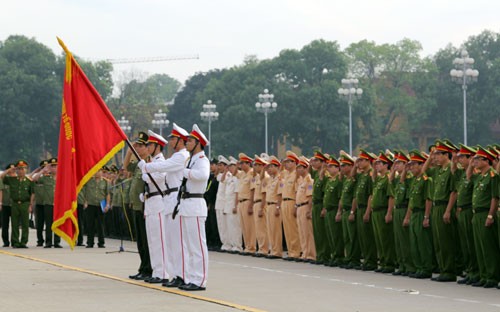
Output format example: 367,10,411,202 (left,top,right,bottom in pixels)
472,207,489,213
254,199,262,203
181,193,204,199
433,200,448,206
412,207,425,212
283,198,295,202
295,202,309,208
145,191,165,199
357,204,367,209
165,187,179,195
396,202,408,209
459,204,472,210
267,201,277,205
239,198,249,203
